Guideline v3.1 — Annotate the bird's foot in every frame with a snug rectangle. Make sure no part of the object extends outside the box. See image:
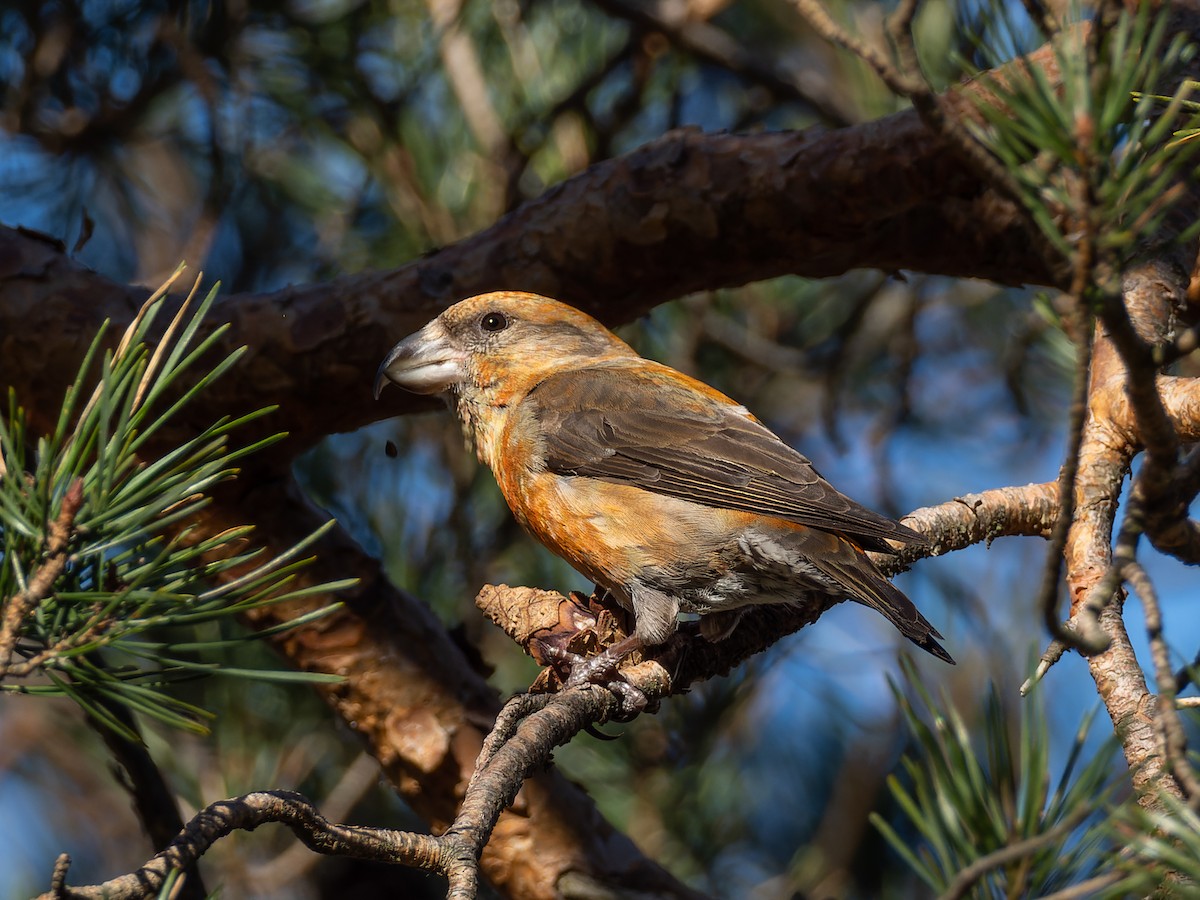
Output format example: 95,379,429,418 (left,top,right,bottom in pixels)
534,636,648,719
